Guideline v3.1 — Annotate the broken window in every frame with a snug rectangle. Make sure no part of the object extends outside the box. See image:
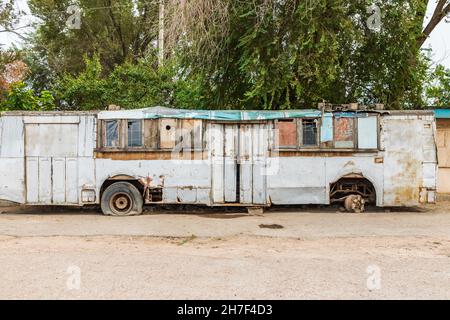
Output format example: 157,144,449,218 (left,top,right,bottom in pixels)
302,119,318,146
127,120,143,147
334,117,355,148
104,120,119,147
277,119,297,148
